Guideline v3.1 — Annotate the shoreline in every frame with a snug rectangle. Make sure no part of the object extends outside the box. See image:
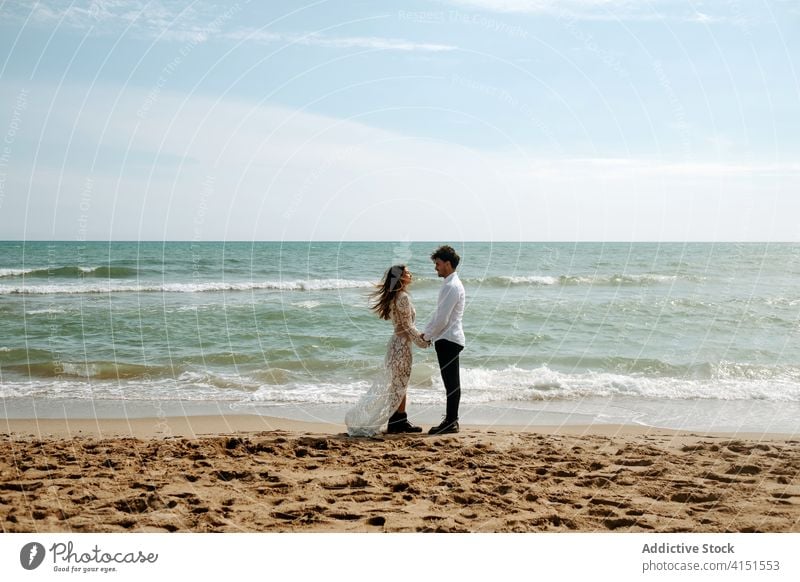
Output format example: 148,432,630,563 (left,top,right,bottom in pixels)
1,413,797,441
3,395,799,437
